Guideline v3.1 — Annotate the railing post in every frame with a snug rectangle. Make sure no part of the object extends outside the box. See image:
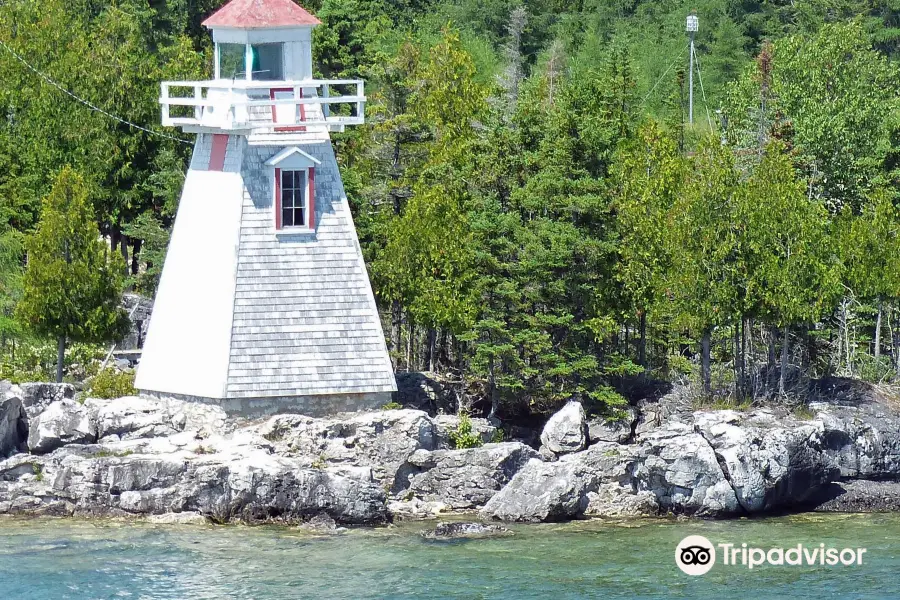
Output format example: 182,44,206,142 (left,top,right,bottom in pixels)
357,81,365,124
322,83,330,119
194,85,202,121
161,83,170,125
